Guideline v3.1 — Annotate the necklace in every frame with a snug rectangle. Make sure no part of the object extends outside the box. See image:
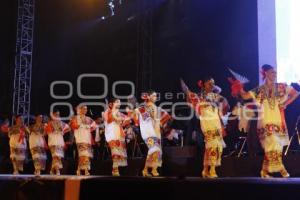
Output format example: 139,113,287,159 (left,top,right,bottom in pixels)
263,84,276,110
146,103,157,119
80,115,84,121
52,120,62,131
33,123,43,134
202,91,217,111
